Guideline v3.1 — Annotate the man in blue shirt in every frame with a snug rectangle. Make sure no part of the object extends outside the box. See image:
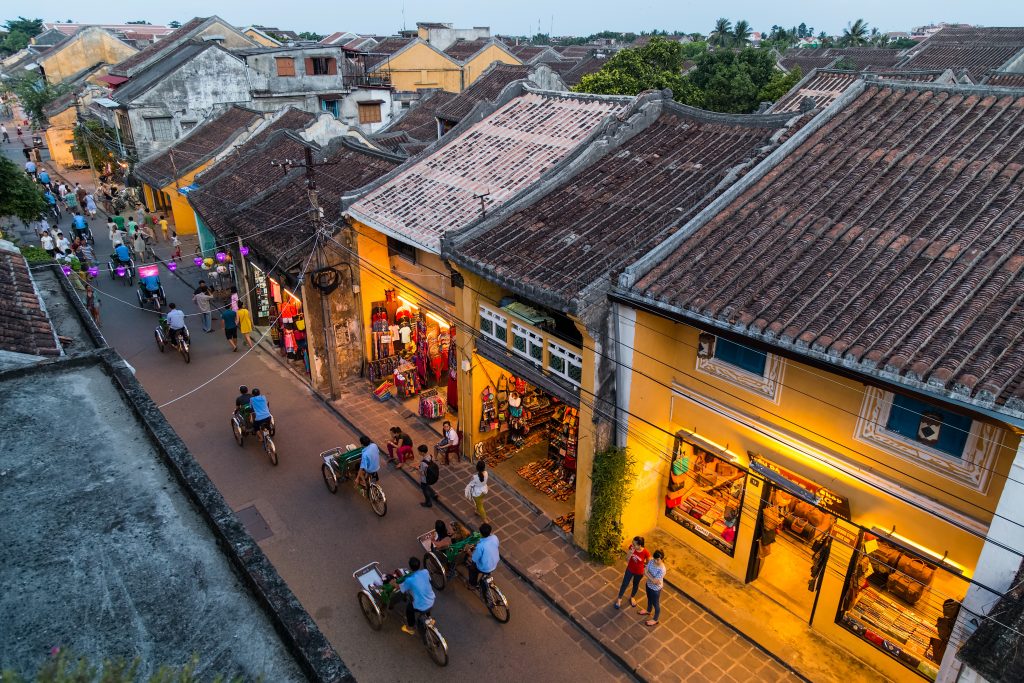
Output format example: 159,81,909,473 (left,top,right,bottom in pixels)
398,556,435,636
356,435,381,489
37,169,50,185
114,243,131,264
71,212,88,240
249,388,272,436
25,160,36,177
469,523,500,588
140,272,160,293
